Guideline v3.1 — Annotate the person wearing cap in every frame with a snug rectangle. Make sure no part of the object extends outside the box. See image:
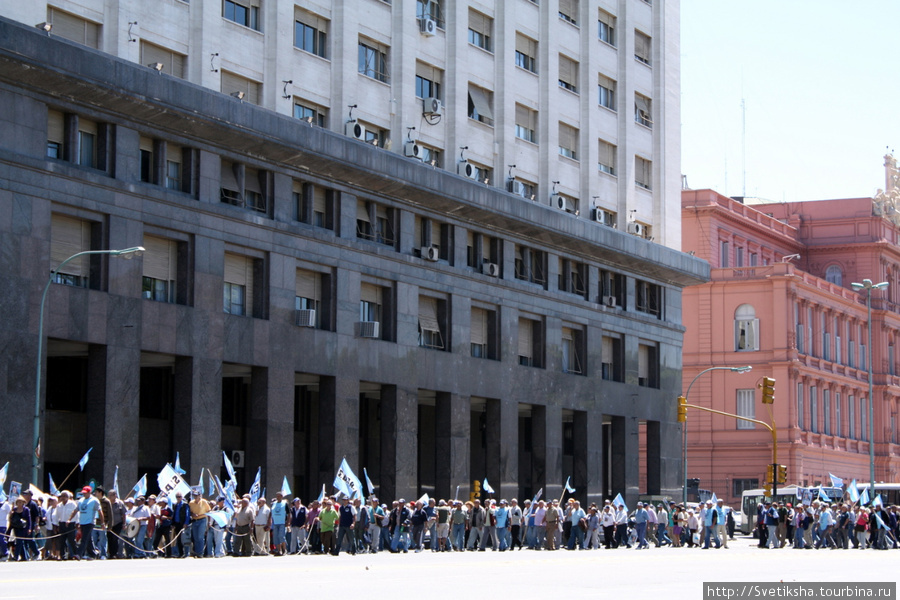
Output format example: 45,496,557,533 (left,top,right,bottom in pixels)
494,499,510,551
152,497,174,557
129,496,152,558
613,502,629,548
409,500,427,553
543,500,560,551
433,499,451,552
701,500,719,549
632,502,648,550
75,485,104,559
7,496,32,561
170,492,190,557
566,500,587,550
600,504,616,549
318,499,339,555
465,499,485,550
19,489,41,560
289,498,308,554
205,496,227,558
269,491,288,556
187,490,209,558
508,498,524,550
